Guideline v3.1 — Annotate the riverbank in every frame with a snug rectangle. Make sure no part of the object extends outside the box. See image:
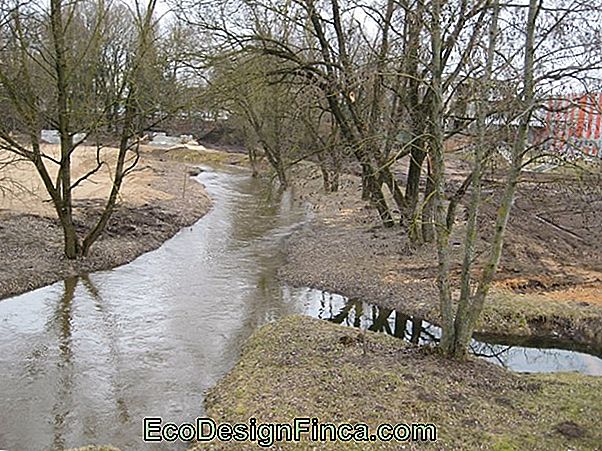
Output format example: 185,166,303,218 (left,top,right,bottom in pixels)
199,316,602,450
279,161,602,352
0,144,244,300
